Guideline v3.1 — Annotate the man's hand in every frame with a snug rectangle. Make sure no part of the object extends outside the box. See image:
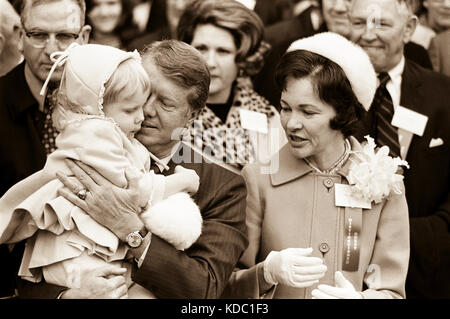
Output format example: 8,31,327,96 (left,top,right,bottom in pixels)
56,159,144,242
60,266,128,299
